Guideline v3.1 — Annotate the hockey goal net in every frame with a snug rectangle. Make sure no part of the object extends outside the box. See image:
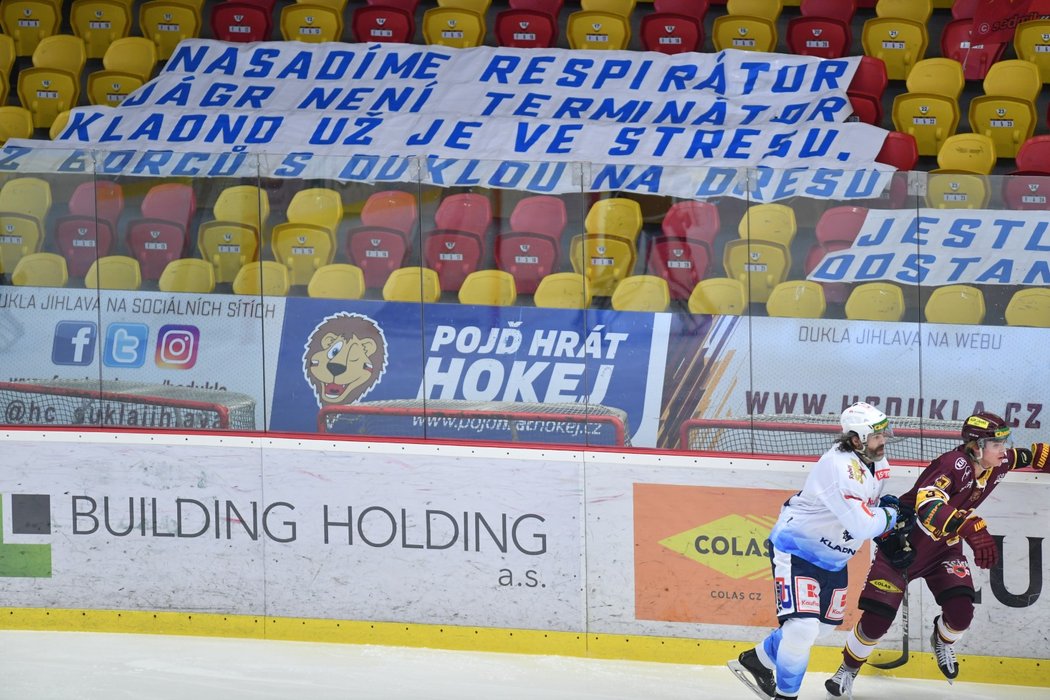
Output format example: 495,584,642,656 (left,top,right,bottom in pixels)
0,380,257,431
680,414,961,463
319,399,630,447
